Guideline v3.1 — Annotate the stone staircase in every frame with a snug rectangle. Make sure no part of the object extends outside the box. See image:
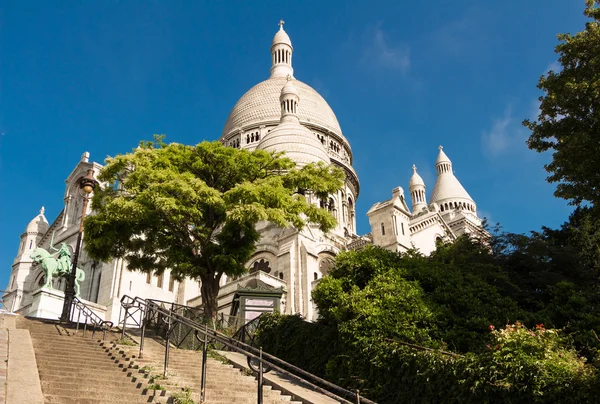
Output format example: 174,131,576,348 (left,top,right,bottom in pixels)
17,316,166,403
106,332,304,403
17,316,309,403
